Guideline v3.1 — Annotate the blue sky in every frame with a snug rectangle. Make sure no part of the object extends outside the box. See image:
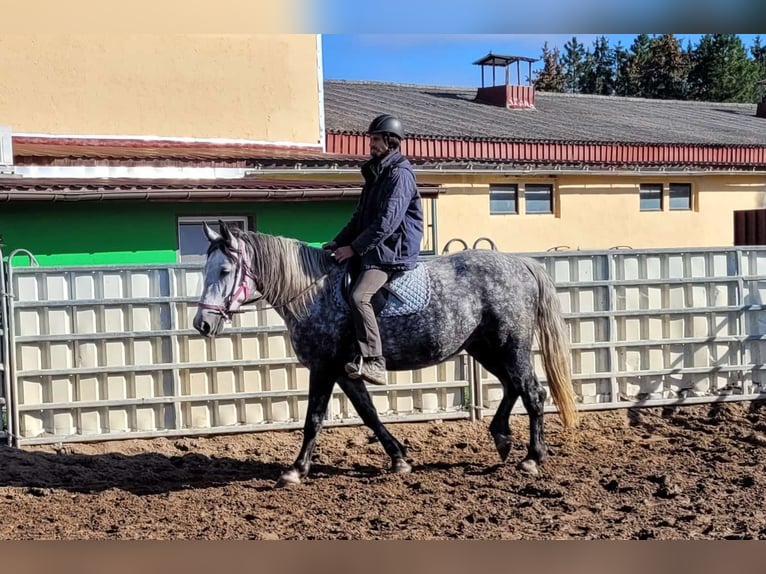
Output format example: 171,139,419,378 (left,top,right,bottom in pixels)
322,34,763,87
